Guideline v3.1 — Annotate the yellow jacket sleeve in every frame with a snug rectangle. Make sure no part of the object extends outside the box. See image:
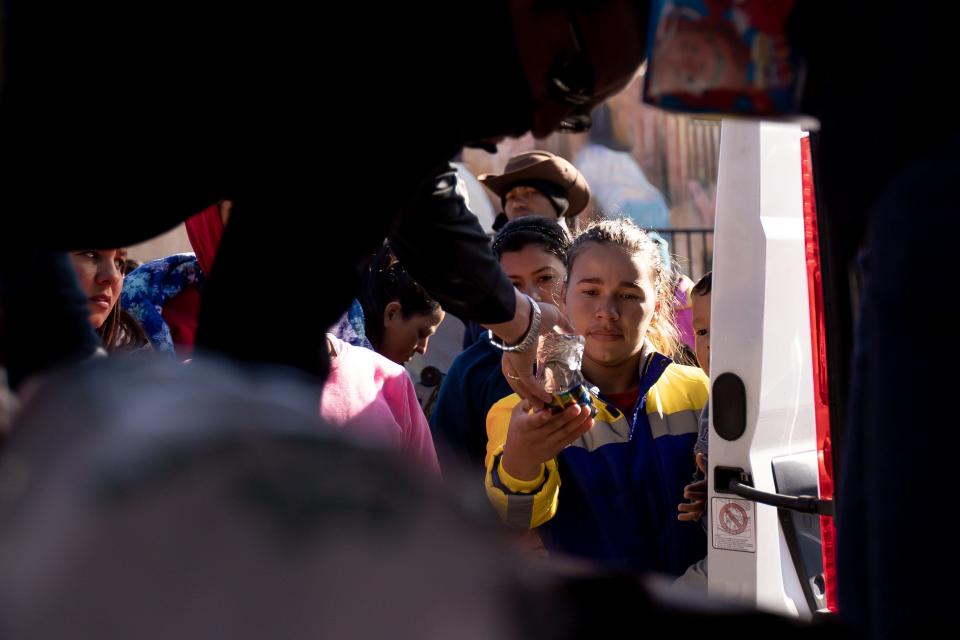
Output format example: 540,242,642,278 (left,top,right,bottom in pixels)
483,394,561,530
